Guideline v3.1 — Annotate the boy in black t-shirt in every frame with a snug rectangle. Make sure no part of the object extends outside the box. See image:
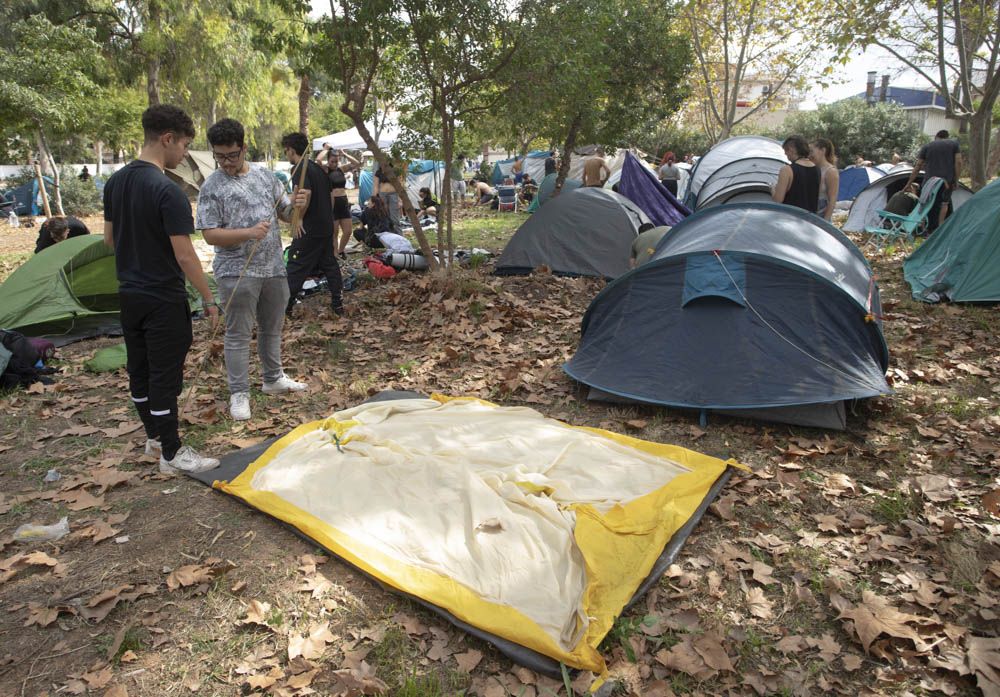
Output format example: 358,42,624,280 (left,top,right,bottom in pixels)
103,104,220,475
282,132,345,317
